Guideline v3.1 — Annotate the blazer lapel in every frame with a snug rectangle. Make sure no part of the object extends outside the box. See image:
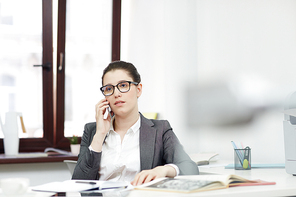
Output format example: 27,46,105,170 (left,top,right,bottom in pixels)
139,113,156,171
